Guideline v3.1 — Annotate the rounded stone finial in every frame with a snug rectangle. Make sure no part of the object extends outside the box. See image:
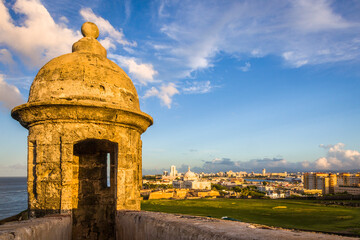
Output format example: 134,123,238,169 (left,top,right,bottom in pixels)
81,22,99,39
